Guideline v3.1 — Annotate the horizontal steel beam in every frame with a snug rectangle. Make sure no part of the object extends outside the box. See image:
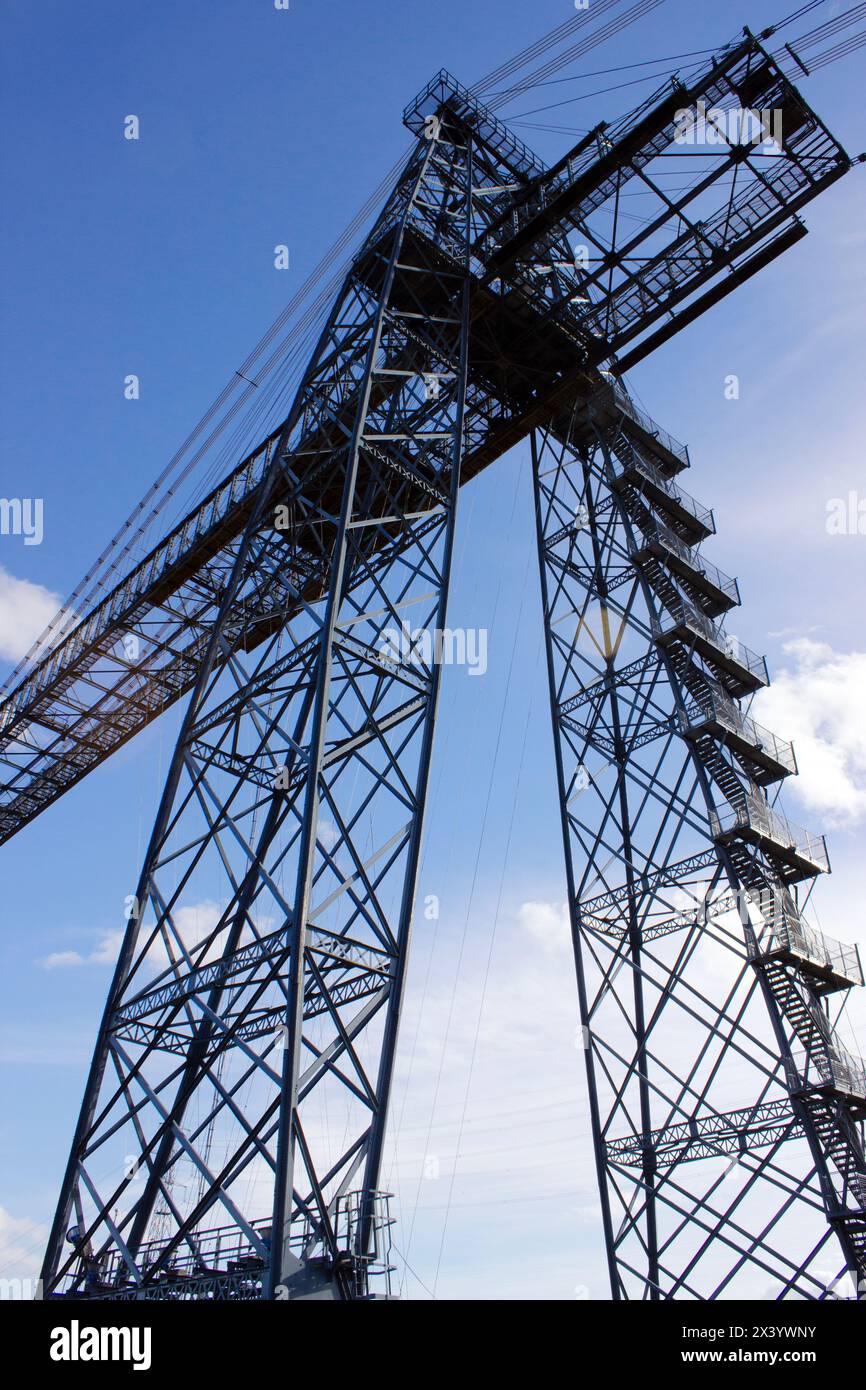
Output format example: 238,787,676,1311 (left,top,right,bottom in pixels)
605,1100,803,1171
0,35,855,847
